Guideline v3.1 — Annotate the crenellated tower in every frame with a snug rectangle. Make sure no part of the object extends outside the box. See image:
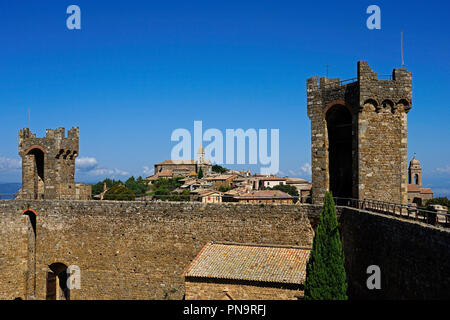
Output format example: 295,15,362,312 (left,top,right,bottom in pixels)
18,127,91,200
307,61,412,204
